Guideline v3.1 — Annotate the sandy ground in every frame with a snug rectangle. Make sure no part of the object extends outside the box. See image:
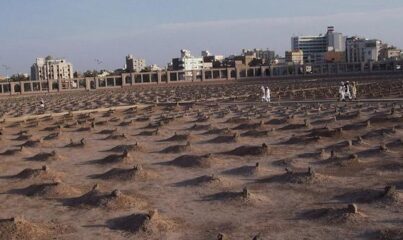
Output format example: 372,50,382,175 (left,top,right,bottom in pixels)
1,78,403,239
